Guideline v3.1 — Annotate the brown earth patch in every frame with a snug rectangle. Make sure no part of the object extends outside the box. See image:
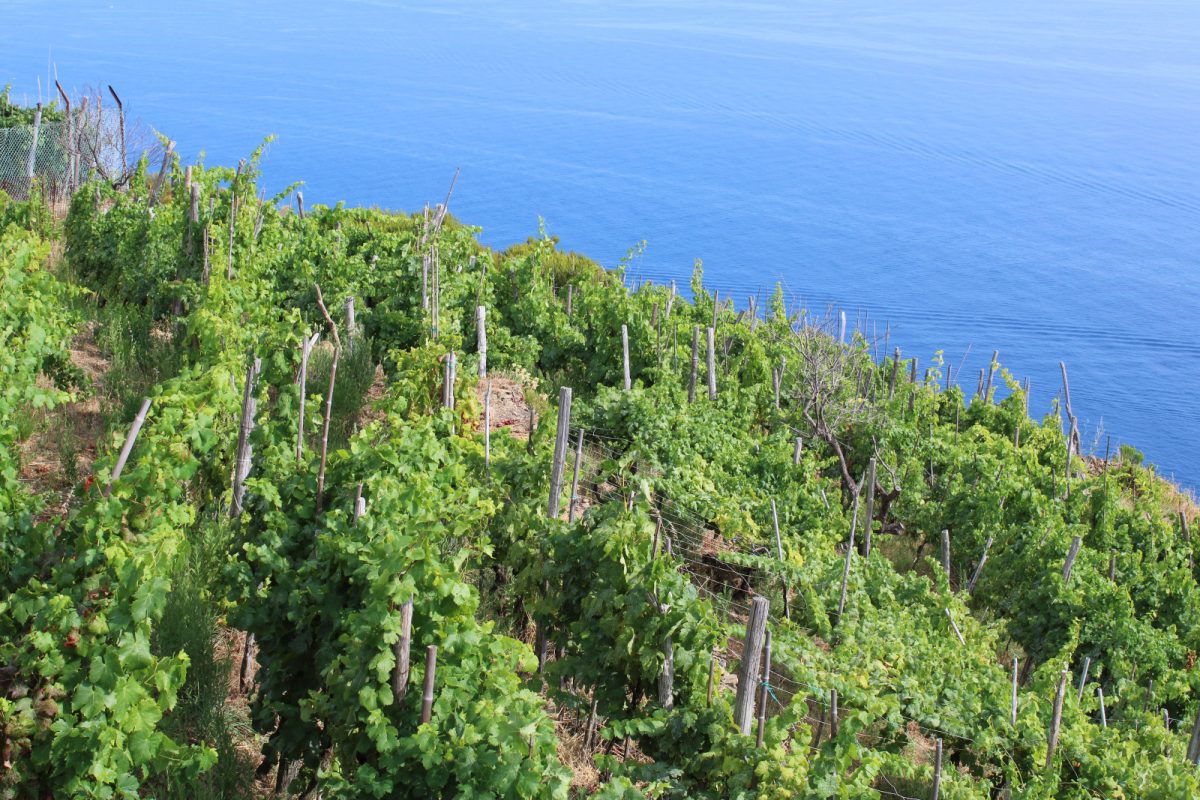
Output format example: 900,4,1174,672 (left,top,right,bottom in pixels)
477,375,537,438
